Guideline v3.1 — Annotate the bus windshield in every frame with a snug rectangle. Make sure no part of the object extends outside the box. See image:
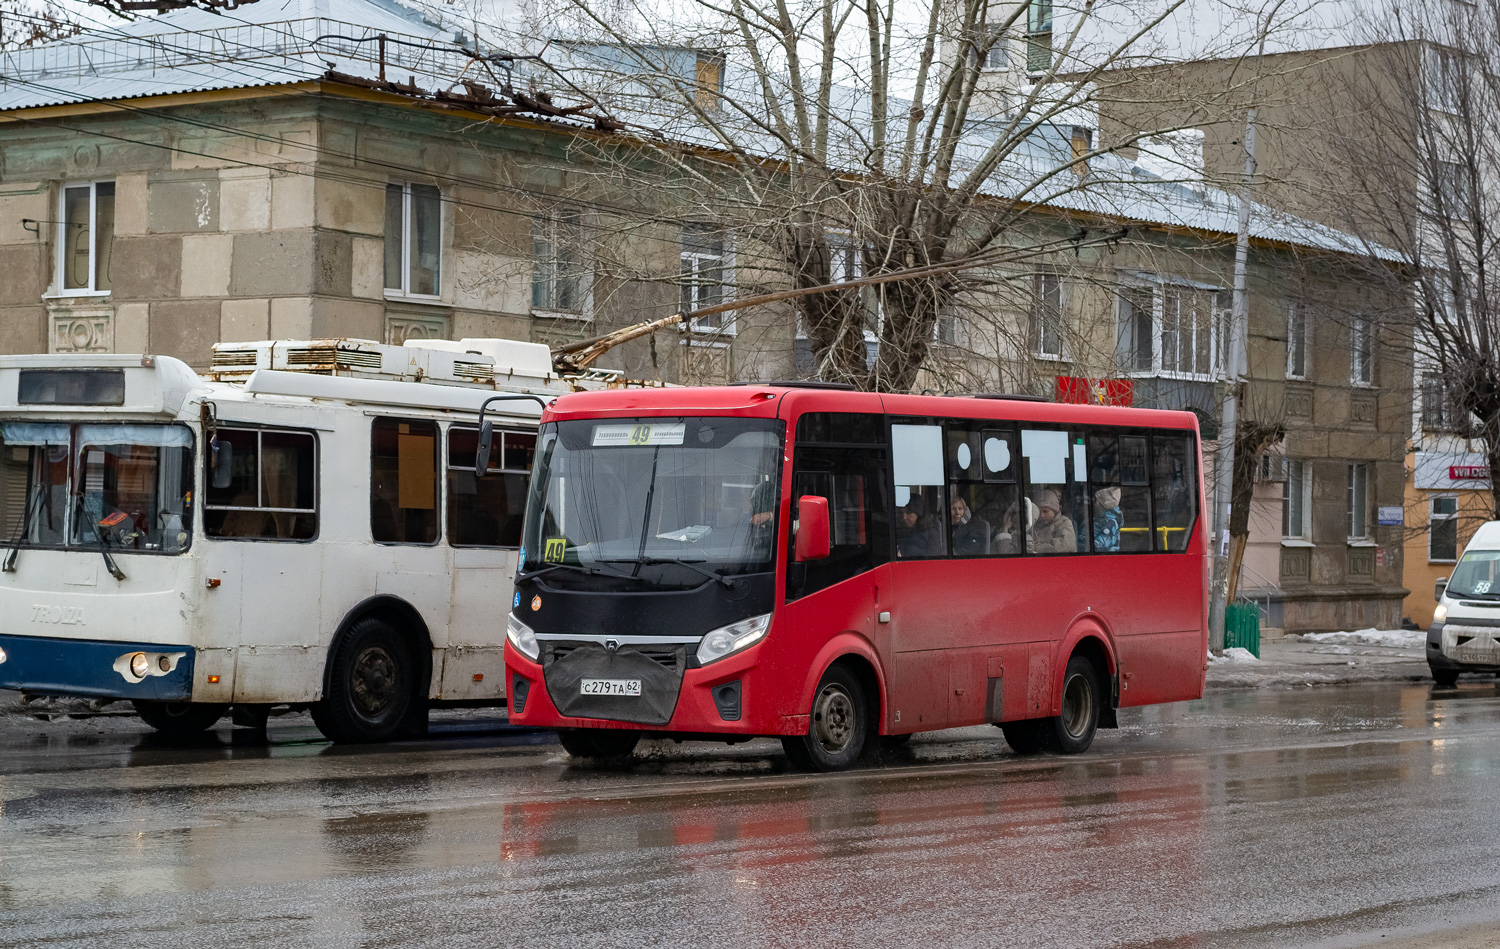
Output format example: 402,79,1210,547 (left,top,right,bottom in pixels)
1448,549,1500,600
521,417,782,590
0,421,194,554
